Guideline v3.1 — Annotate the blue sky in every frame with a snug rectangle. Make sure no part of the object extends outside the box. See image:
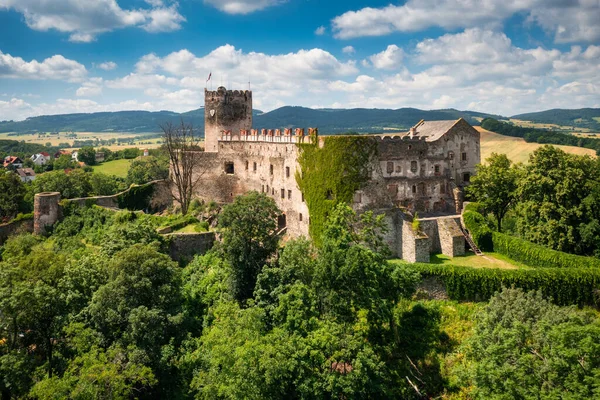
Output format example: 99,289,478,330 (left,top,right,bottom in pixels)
0,0,598,121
